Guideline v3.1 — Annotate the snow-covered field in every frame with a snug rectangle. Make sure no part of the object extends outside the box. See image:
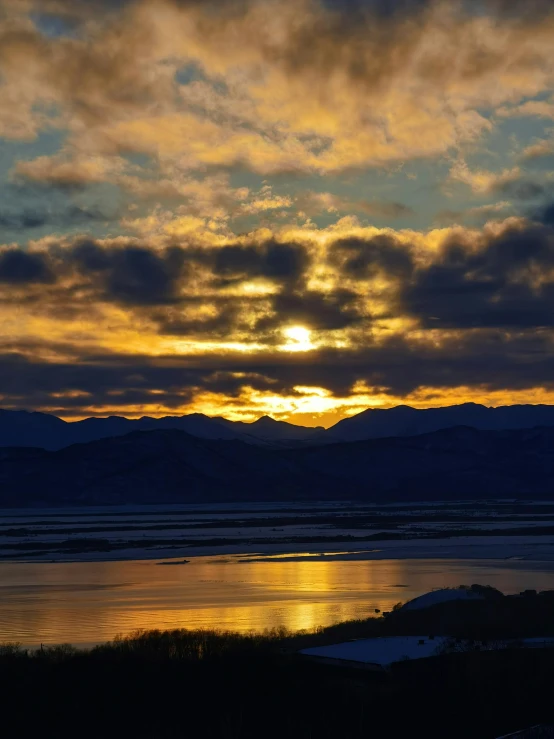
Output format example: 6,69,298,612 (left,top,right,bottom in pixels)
301,636,449,667
1,500,554,563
